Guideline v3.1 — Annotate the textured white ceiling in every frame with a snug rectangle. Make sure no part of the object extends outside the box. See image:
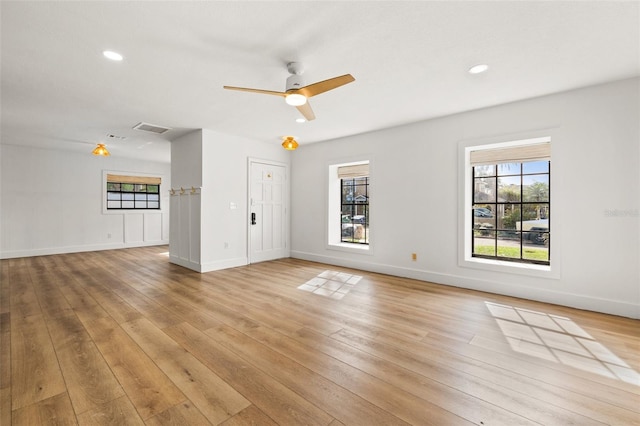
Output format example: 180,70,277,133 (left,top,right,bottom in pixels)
1,1,638,163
